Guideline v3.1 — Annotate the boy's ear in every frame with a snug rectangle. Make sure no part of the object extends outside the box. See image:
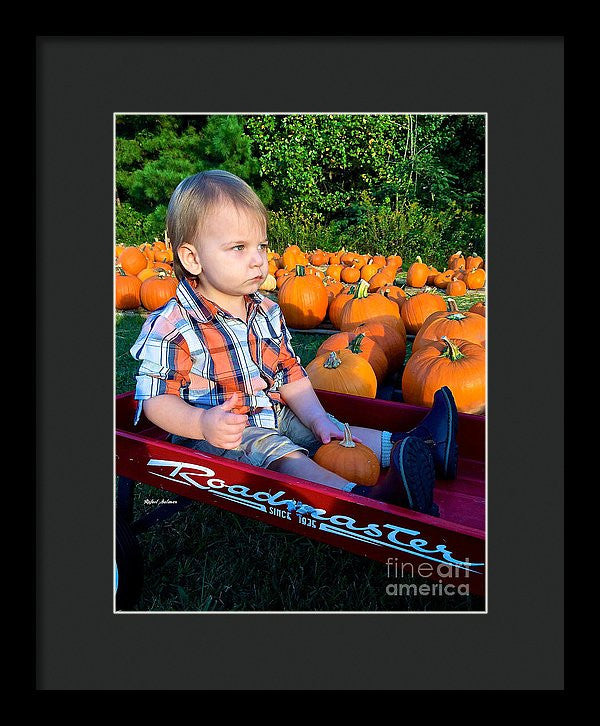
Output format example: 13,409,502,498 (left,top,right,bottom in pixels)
177,243,202,275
